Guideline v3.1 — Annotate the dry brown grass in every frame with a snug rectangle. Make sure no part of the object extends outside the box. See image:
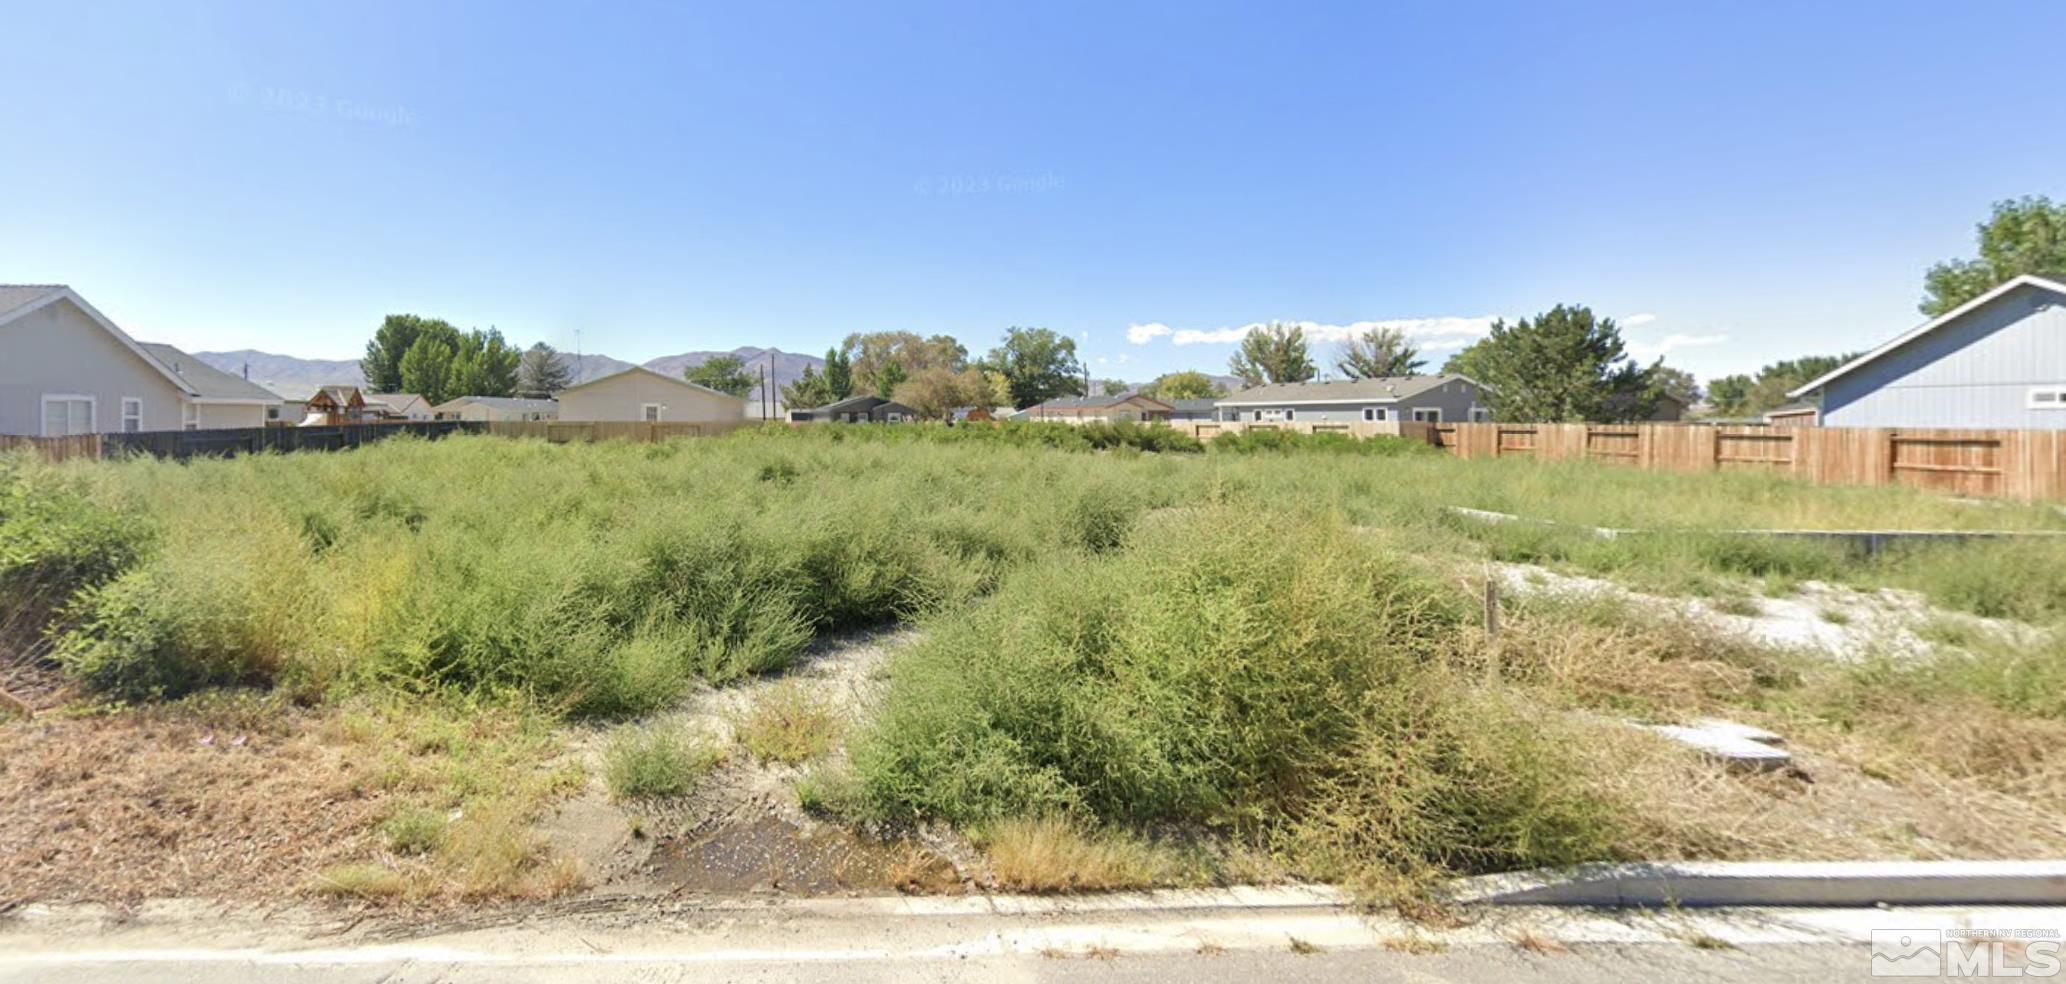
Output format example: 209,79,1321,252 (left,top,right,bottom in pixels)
886,840,963,895
1511,930,1568,955
0,691,588,911
0,695,389,909
982,816,1164,893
